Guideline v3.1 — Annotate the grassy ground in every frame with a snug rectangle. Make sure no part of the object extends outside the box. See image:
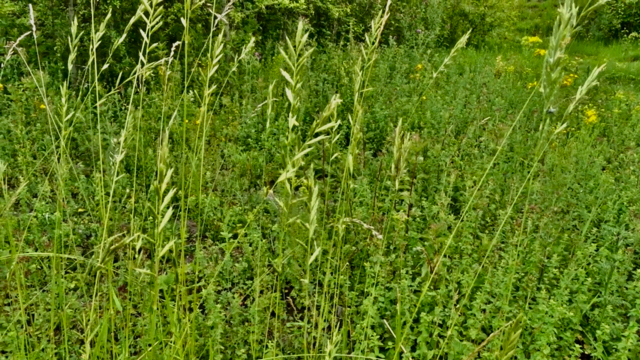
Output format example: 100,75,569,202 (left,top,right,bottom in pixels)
1,2,640,359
